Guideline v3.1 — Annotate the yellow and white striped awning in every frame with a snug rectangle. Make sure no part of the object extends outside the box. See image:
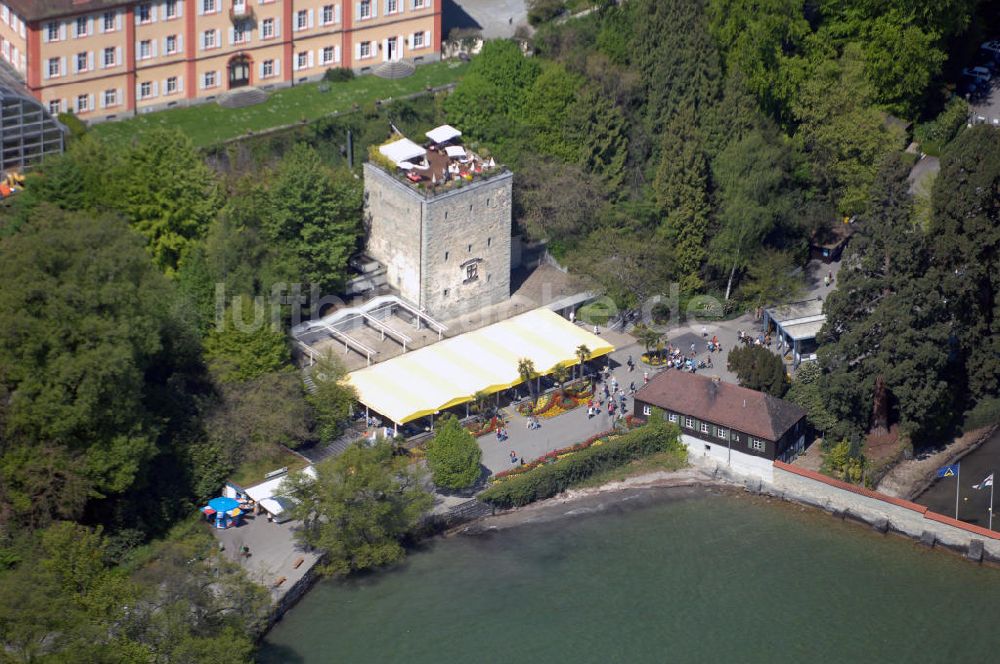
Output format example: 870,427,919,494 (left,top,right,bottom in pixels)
345,308,614,424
